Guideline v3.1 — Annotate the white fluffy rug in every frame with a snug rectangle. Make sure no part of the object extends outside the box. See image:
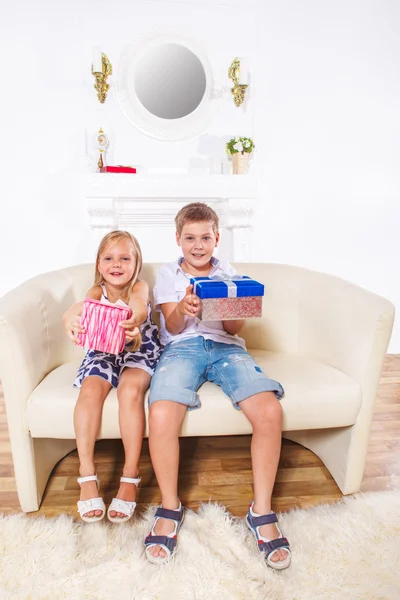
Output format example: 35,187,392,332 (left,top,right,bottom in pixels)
1,490,400,600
